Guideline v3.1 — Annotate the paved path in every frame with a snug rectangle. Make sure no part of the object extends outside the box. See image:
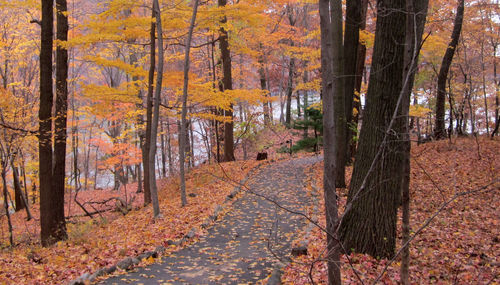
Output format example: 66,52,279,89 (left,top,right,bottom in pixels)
101,156,320,284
